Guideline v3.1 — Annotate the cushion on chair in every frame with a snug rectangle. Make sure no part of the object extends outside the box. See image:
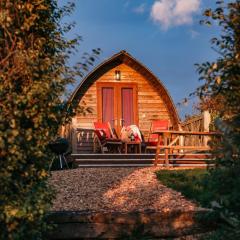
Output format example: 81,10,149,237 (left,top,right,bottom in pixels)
94,122,112,138
146,120,169,146
101,127,112,138
95,129,107,142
